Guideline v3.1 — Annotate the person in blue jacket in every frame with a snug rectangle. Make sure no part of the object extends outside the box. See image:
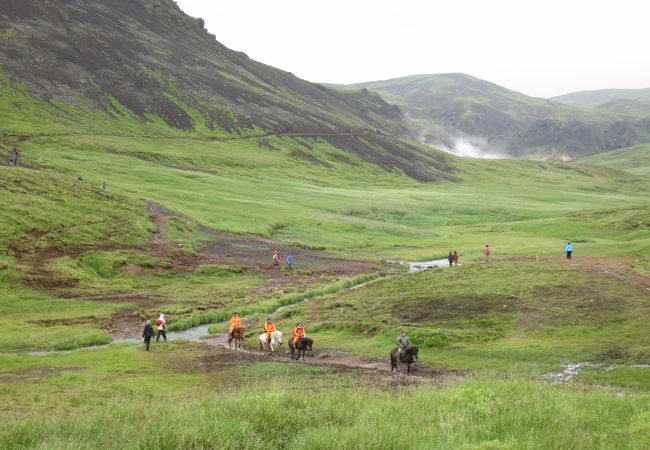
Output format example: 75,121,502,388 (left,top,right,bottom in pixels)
287,255,294,270
566,242,573,260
